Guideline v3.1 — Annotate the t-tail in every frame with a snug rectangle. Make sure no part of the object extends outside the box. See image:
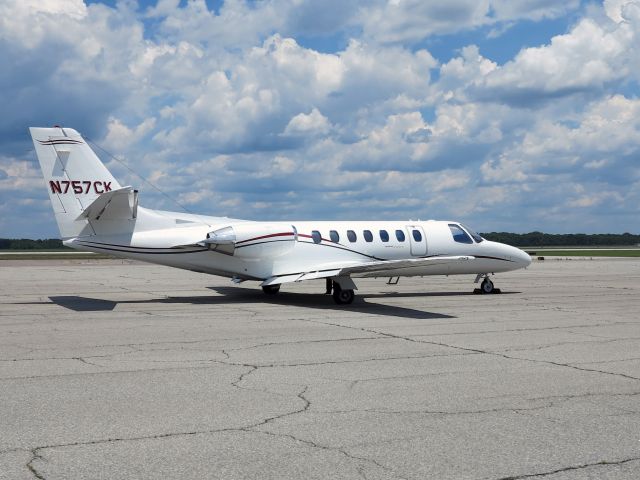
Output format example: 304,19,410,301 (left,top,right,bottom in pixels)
29,127,138,239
